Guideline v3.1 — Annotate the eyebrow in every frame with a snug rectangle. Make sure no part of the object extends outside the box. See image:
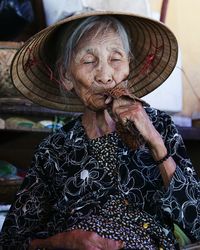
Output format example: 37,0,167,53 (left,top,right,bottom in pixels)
85,48,95,53
109,47,127,55
75,44,126,61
